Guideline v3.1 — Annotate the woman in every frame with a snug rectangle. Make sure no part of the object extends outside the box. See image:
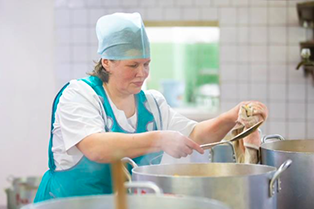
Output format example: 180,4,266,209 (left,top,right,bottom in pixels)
34,12,267,202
